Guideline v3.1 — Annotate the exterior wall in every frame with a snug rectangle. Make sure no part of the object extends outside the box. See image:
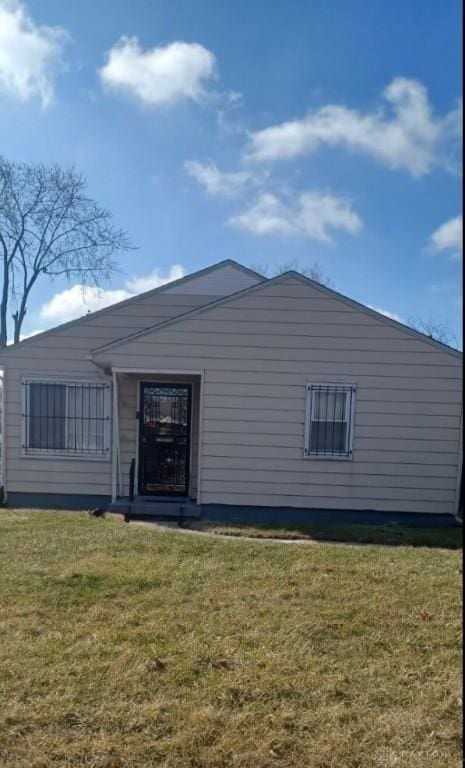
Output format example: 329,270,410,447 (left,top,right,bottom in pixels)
95,276,463,516
118,373,200,499
0,291,222,498
3,368,112,498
